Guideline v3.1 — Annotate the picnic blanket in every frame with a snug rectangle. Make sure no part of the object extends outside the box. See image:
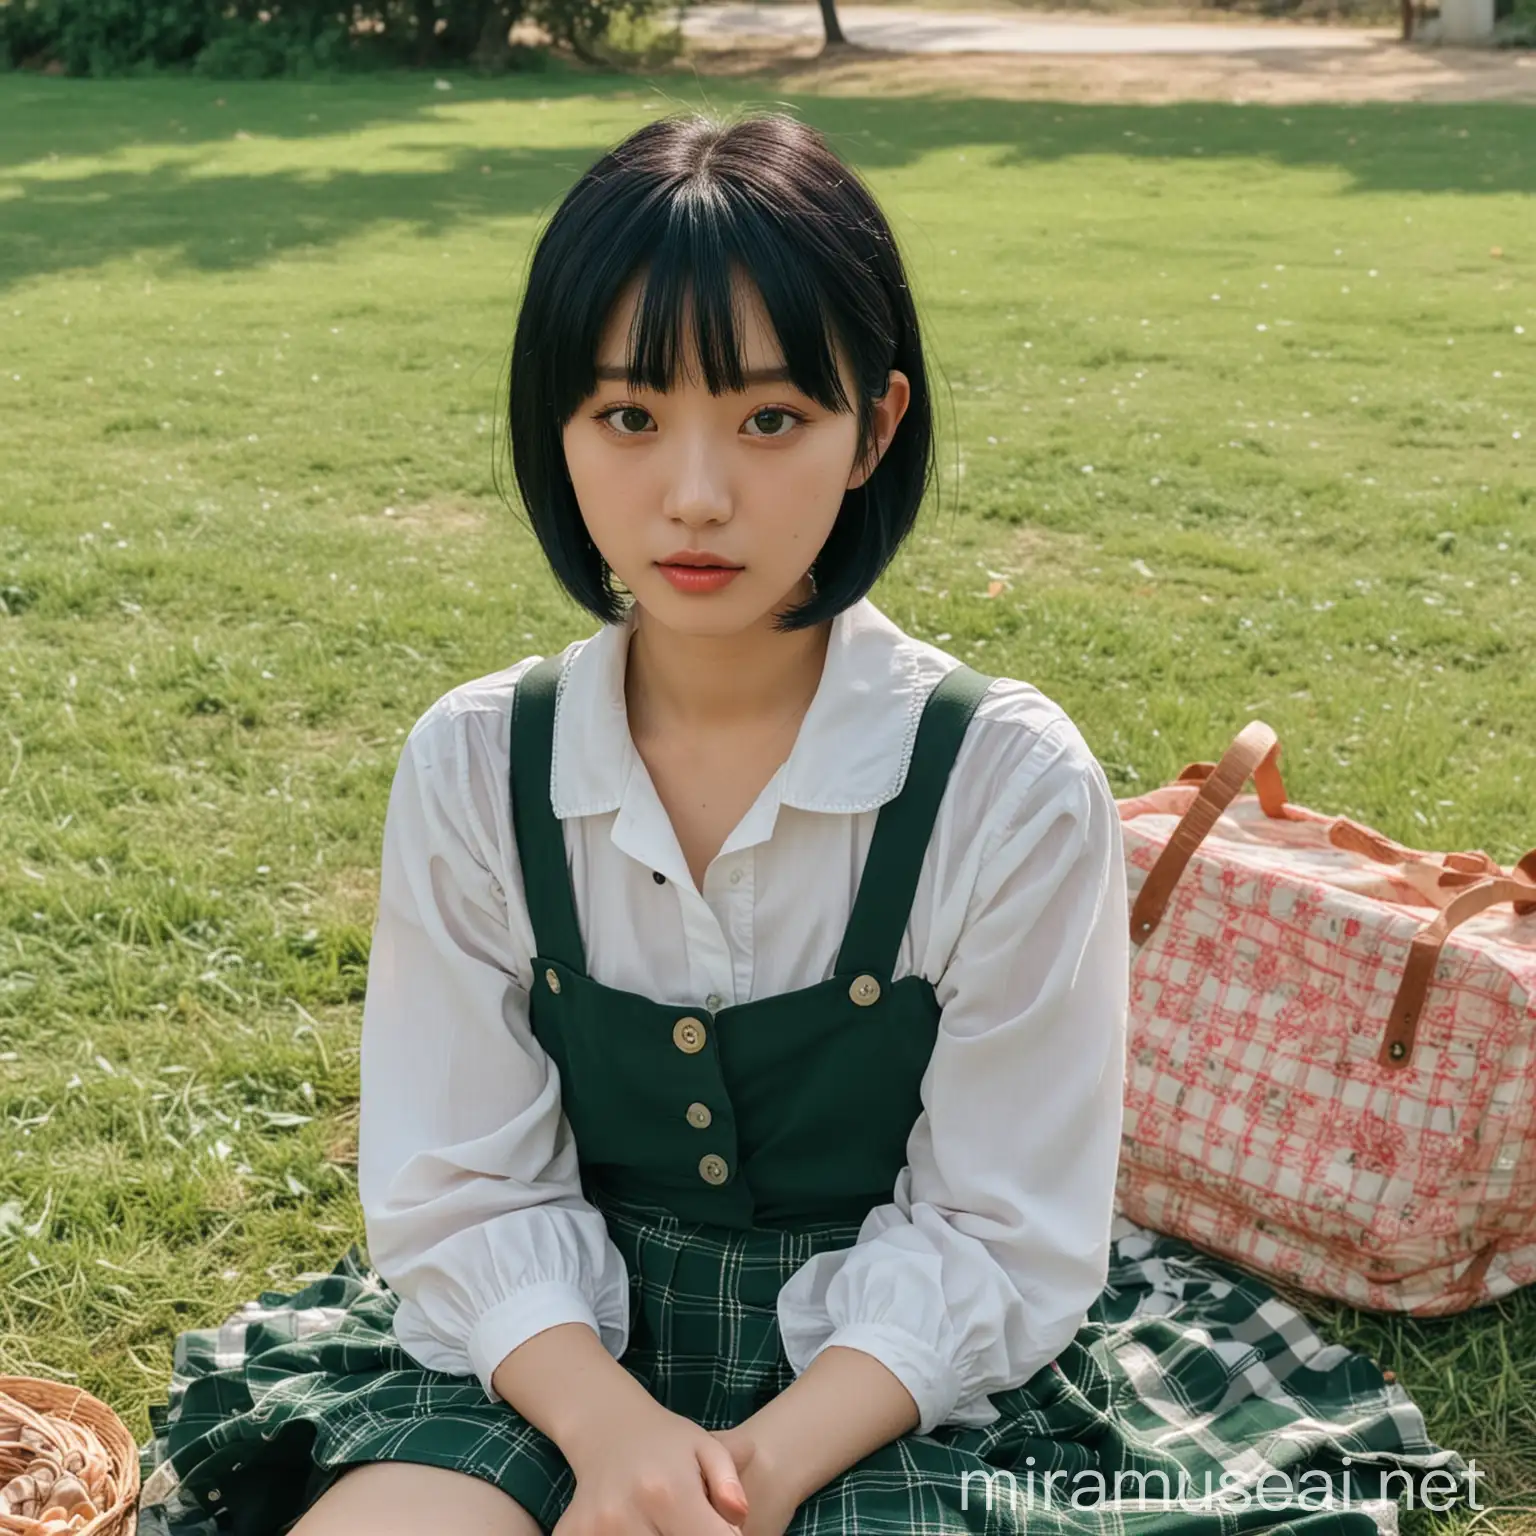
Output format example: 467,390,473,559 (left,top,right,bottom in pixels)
137,1212,1468,1536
